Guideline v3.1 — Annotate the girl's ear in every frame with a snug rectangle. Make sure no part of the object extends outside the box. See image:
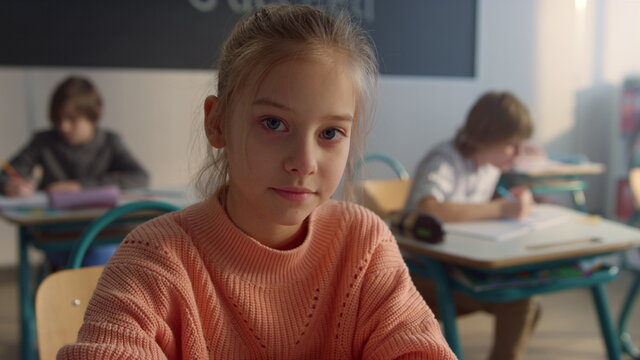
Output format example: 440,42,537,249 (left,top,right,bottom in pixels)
204,95,226,148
